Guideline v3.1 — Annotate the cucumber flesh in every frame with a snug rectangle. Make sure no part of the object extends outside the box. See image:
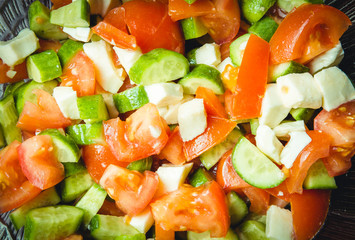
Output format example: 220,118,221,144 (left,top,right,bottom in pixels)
268,61,309,82
50,0,90,28
77,94,109,123
248,16,278,42
66,122,105,145
187,48,198,67
181,17,208,40
61,170,93,203
241,0,277,23
290,108,315,123
232,137,285,189
27,50,62,83
303,160,337,189
127,157,153,172
187,229,239,240
189,168,213,187
57,39,84,67
4,80,26,98
227,191,248,226
114,234,146,240
238,220,268,240
277,0,324,12
0,95,22,144
0,126,5,148
229,34,251,67
113,86,149,113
